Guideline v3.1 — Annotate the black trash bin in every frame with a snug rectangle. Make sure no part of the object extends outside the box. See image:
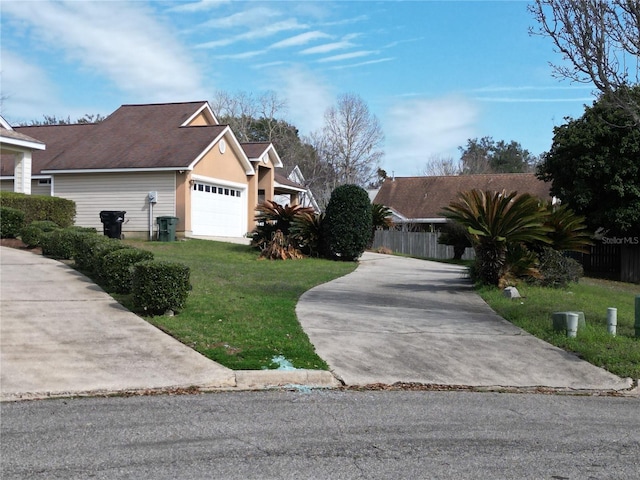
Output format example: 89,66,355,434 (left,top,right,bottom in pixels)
99,211,126,239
